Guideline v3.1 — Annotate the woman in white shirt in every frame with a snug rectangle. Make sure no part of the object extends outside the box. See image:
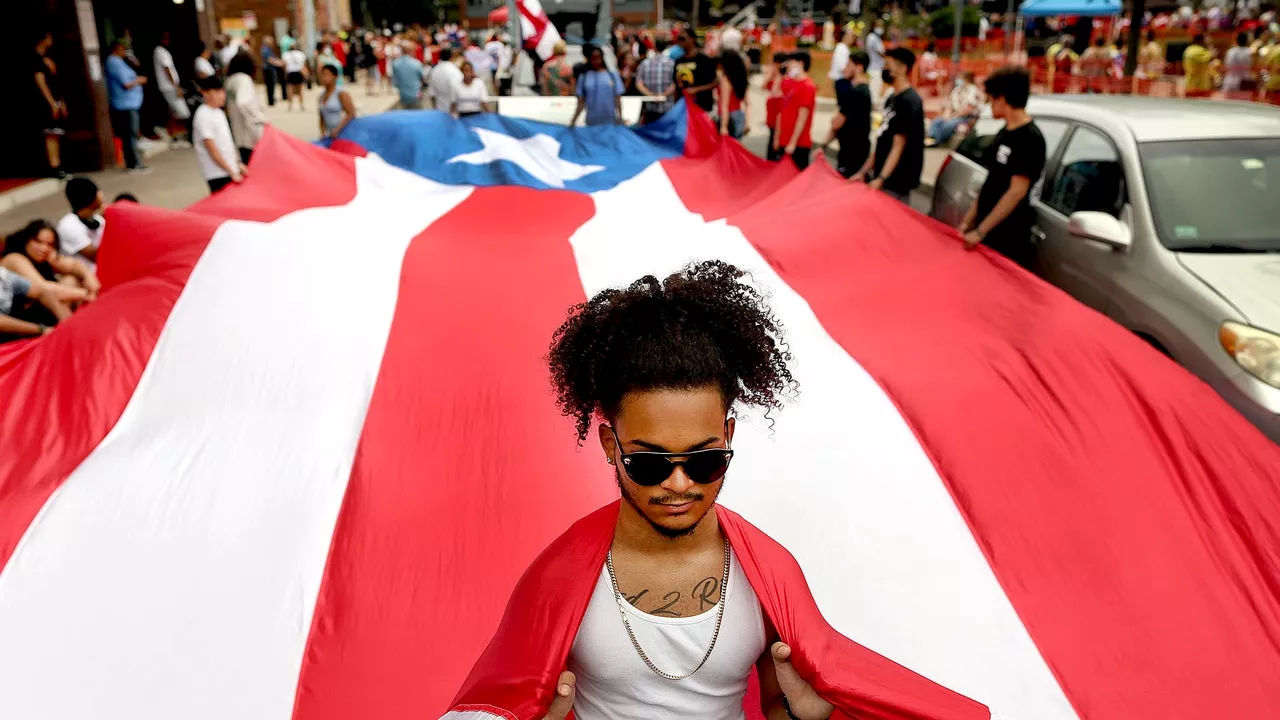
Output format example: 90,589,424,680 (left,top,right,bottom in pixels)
452,61,490,117
283,47,310,111
224,52,269,162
